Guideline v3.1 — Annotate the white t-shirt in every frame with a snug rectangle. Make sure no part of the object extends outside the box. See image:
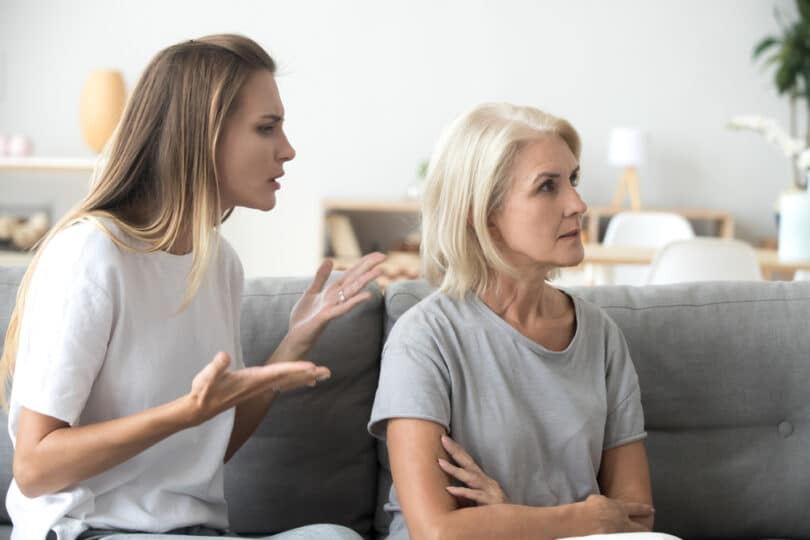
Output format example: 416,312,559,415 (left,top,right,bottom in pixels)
6,219,245,540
